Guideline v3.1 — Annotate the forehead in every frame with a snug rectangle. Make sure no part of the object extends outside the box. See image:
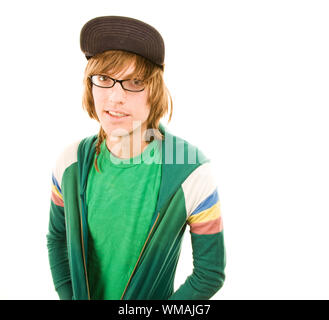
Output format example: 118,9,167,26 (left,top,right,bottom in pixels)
107,62,137,79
